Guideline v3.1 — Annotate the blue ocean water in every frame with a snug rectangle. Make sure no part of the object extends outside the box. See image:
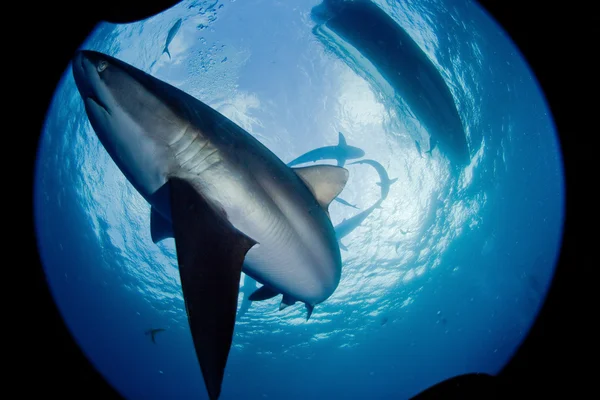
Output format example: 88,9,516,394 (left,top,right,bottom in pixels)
33,0,565,399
